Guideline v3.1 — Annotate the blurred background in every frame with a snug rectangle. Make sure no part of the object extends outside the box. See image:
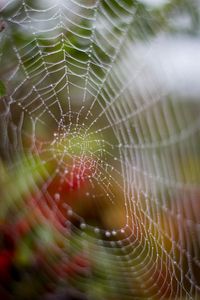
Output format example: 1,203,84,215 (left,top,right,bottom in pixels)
0,0,200,299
